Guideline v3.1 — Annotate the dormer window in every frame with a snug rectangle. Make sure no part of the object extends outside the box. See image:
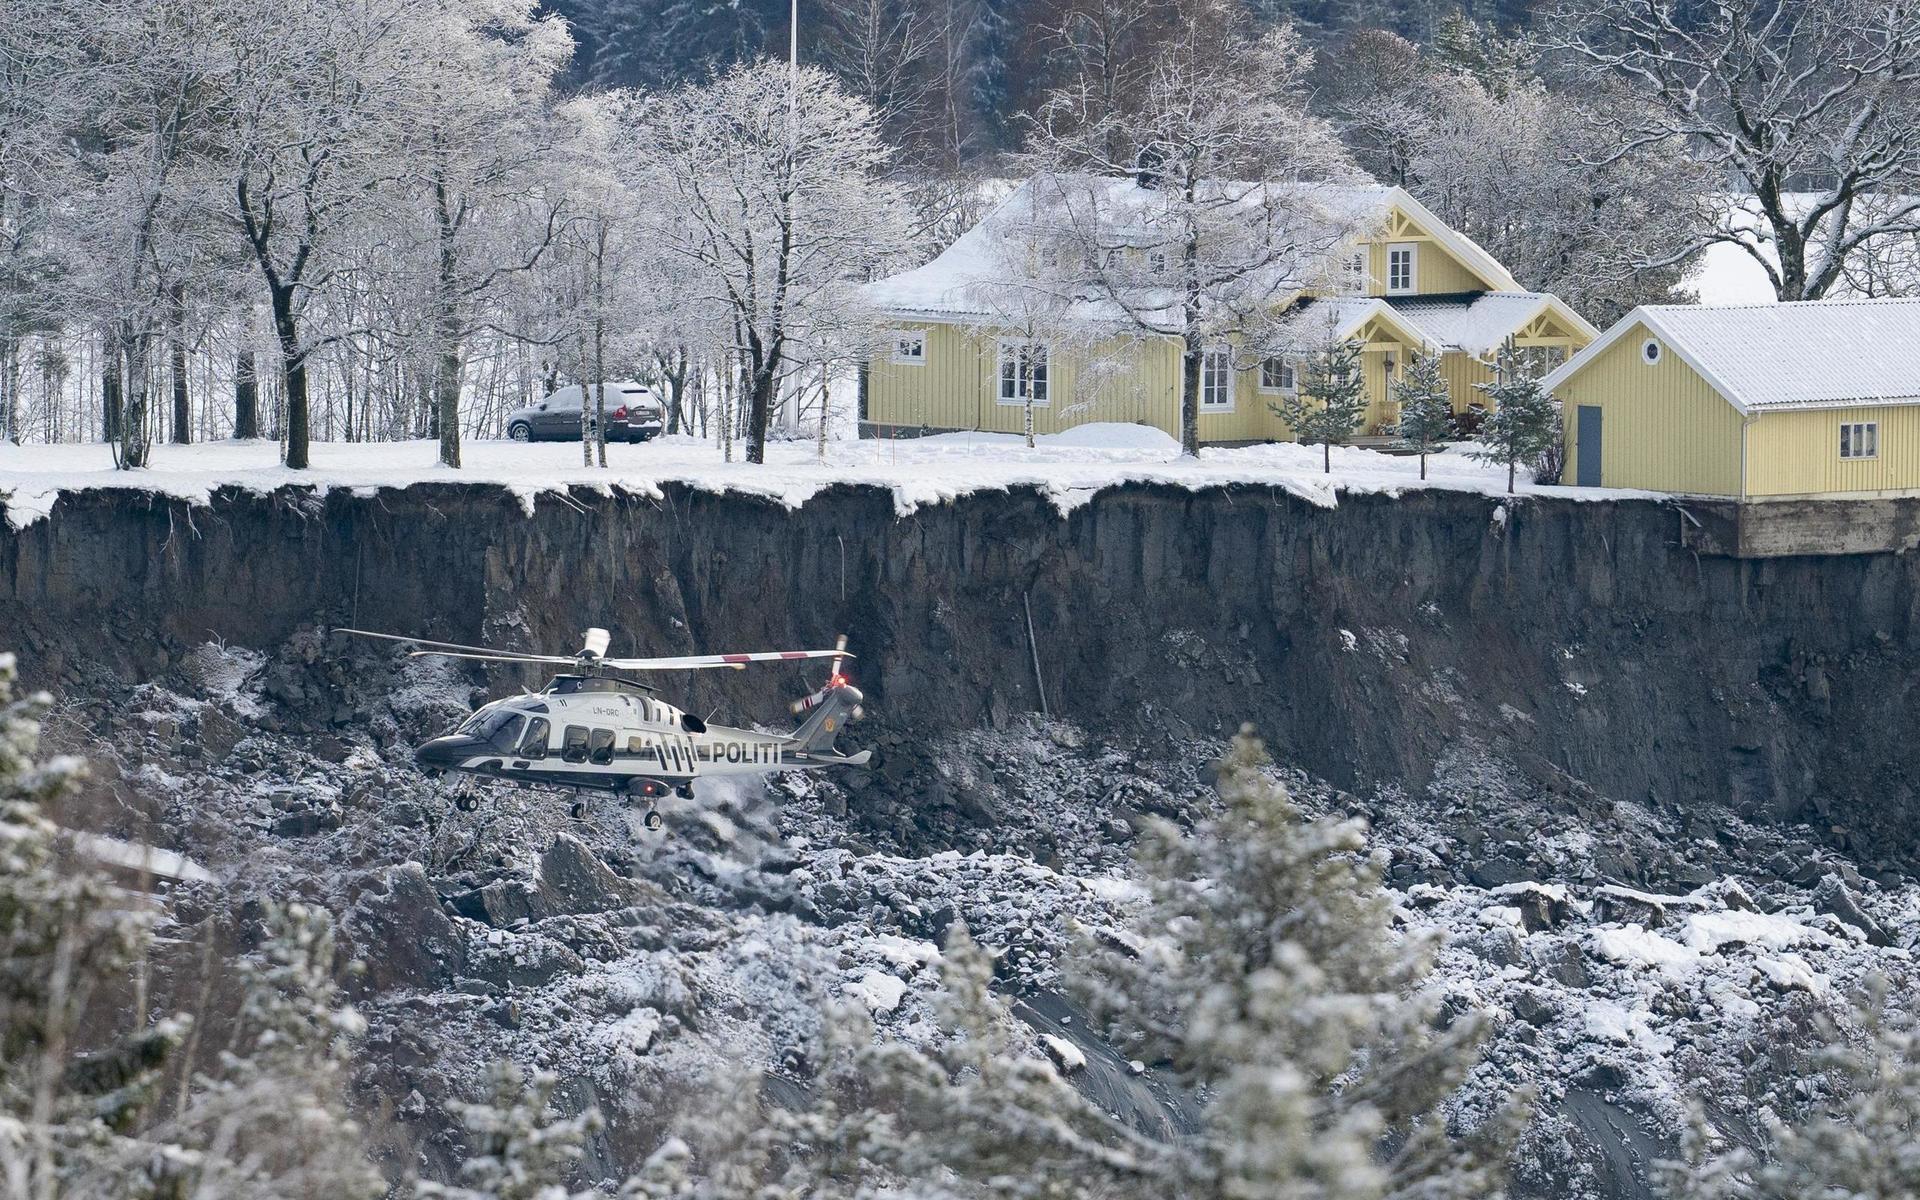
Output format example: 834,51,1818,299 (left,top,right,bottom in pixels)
1387,244,1417,293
